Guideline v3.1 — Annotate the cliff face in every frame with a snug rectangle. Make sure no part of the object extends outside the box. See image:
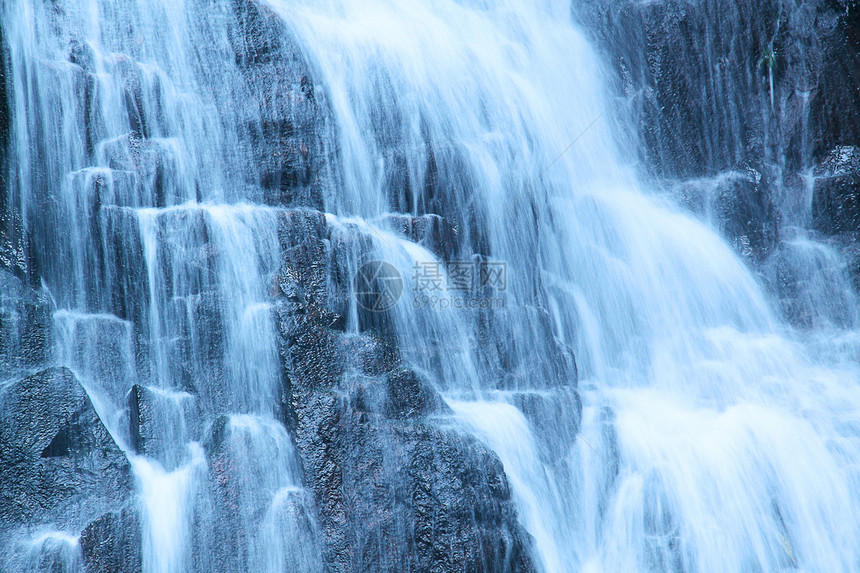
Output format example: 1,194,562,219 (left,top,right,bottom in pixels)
0,2,538,571
3,0,858,570
576,0,860,326
270,210,536,572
